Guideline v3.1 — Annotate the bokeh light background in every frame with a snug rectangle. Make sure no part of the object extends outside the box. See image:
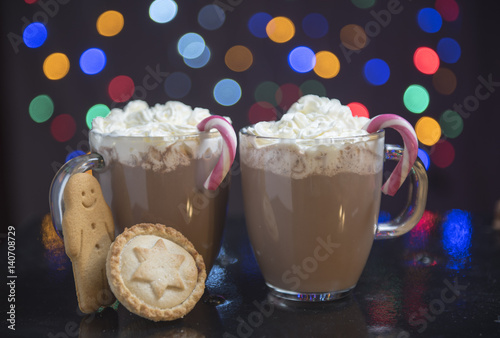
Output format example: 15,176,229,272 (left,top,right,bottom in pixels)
2,0,500,226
